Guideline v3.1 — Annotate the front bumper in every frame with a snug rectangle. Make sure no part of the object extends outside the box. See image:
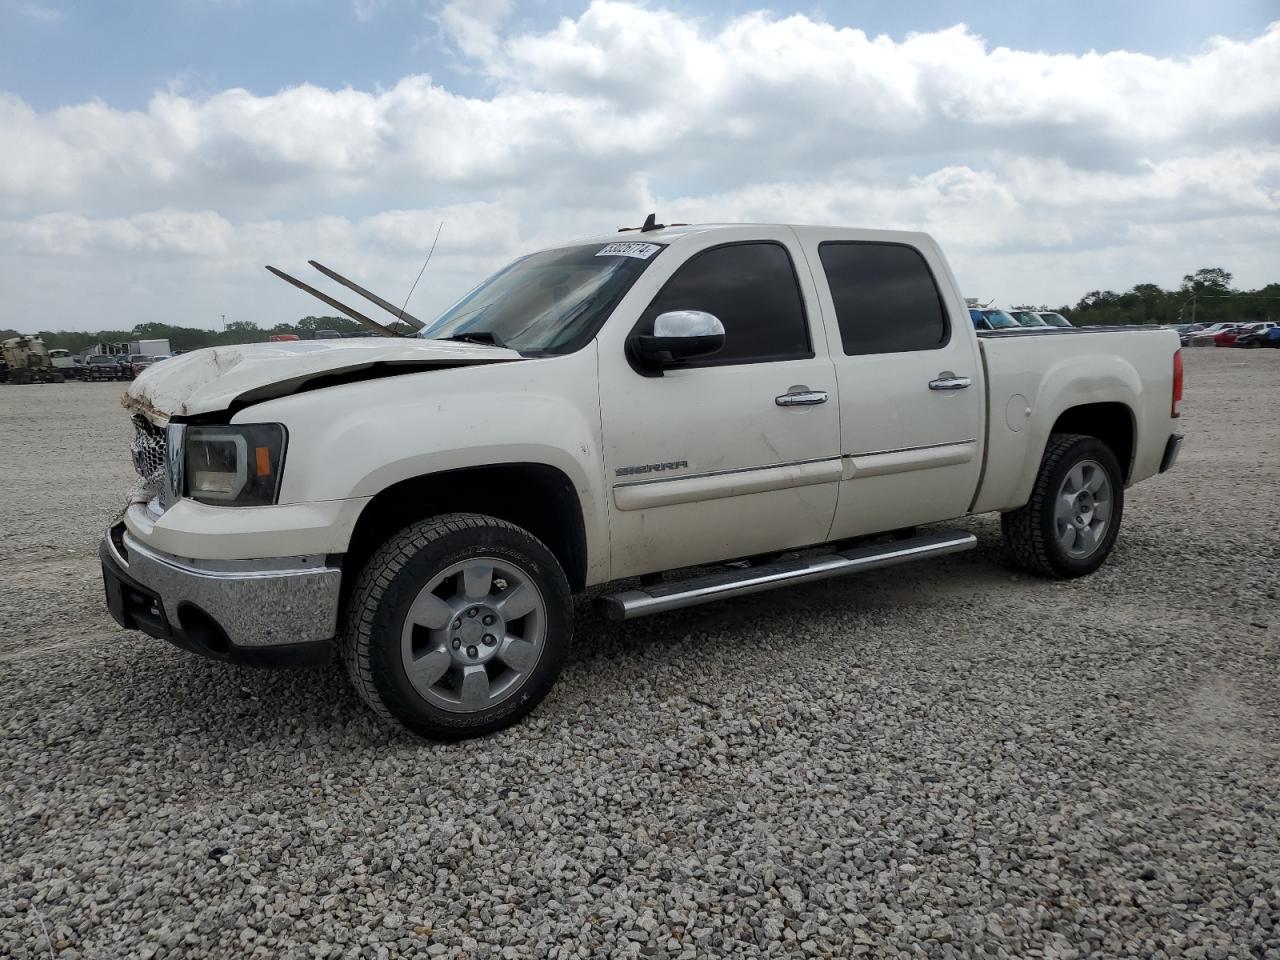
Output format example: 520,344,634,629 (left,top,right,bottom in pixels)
100,522,341,667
